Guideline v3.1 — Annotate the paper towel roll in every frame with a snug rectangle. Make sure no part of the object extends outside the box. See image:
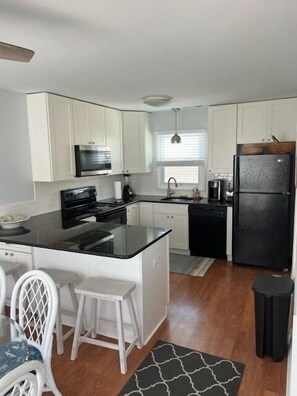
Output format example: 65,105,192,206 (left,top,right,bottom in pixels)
114,181,122,200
